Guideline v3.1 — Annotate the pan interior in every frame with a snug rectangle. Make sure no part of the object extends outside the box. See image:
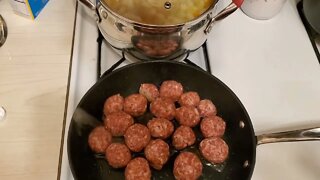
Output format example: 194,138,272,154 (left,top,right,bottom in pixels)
68,61,256,180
